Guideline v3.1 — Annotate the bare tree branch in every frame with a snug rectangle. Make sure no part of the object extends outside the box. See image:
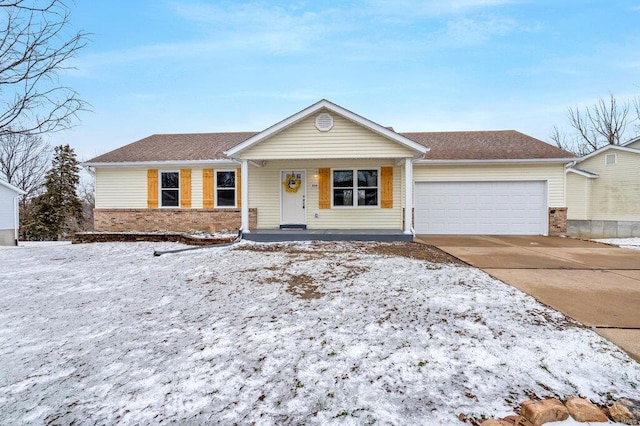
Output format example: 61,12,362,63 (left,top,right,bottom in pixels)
0,0,89,137
0,132,50,199
568,94,632,151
